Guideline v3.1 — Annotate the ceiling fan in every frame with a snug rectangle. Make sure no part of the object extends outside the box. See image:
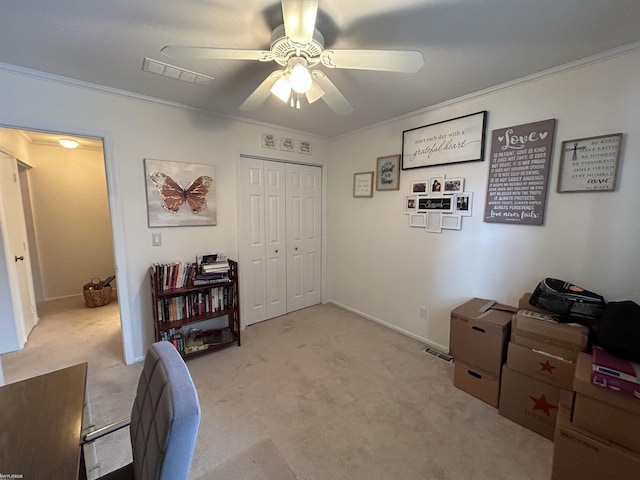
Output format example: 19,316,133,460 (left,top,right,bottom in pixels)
161,0,424,115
